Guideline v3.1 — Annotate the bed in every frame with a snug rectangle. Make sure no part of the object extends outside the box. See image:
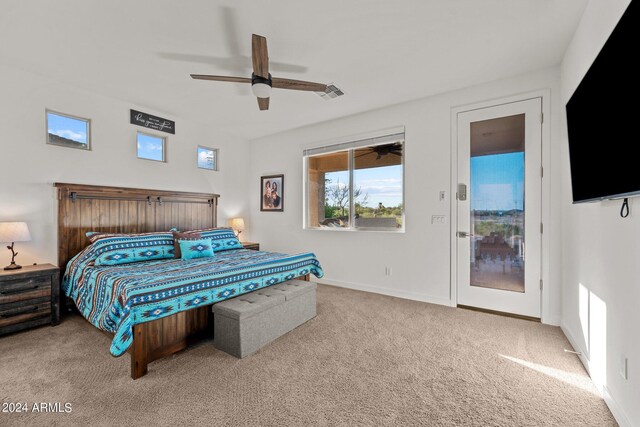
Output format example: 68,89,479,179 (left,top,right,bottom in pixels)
55,183,323,379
